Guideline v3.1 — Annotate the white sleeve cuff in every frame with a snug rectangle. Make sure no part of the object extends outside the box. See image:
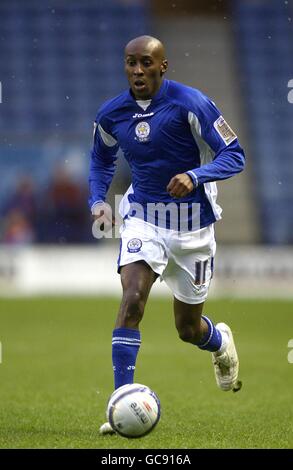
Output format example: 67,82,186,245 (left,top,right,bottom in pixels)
186,171,199,188
91,200,104,213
